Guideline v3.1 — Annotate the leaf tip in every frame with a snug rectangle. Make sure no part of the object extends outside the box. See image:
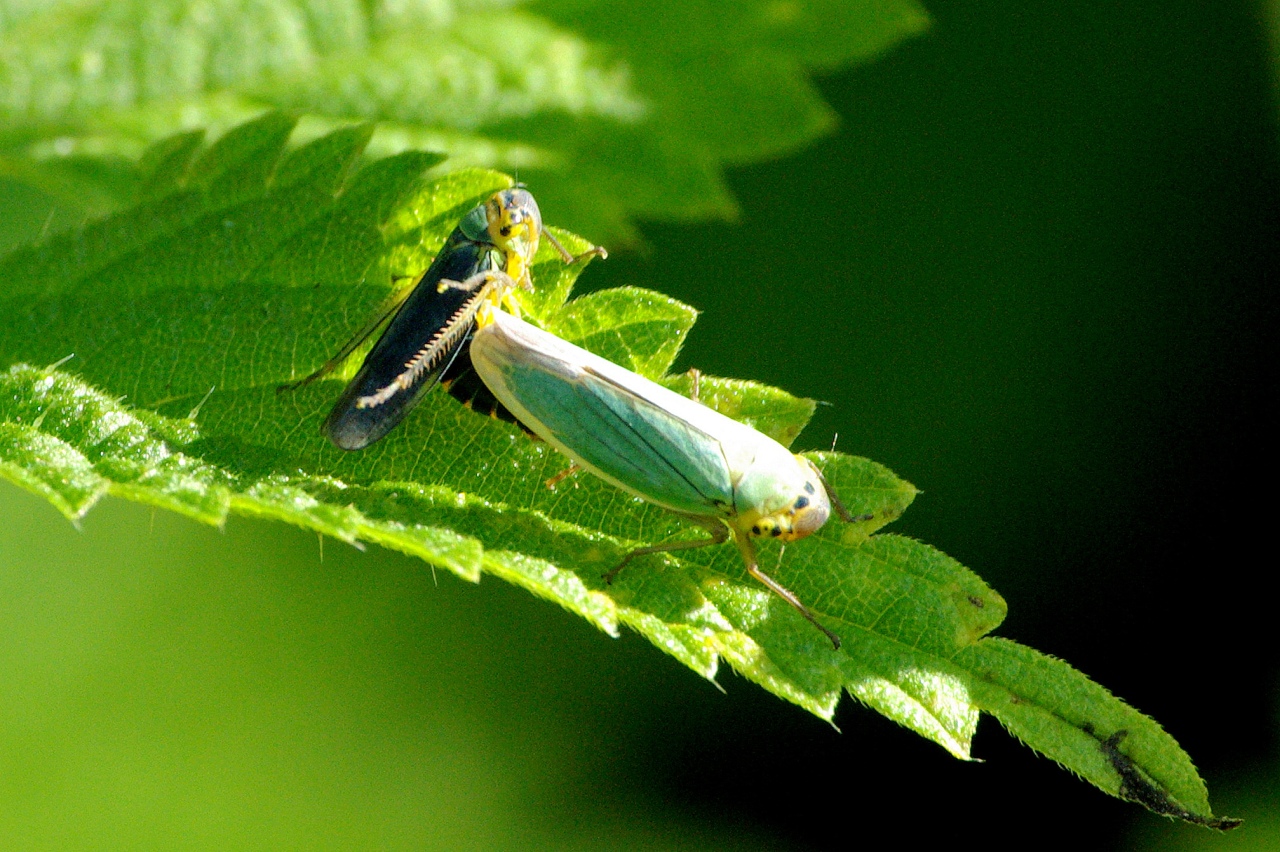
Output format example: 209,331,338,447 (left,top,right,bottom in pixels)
1100,730,1242,831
